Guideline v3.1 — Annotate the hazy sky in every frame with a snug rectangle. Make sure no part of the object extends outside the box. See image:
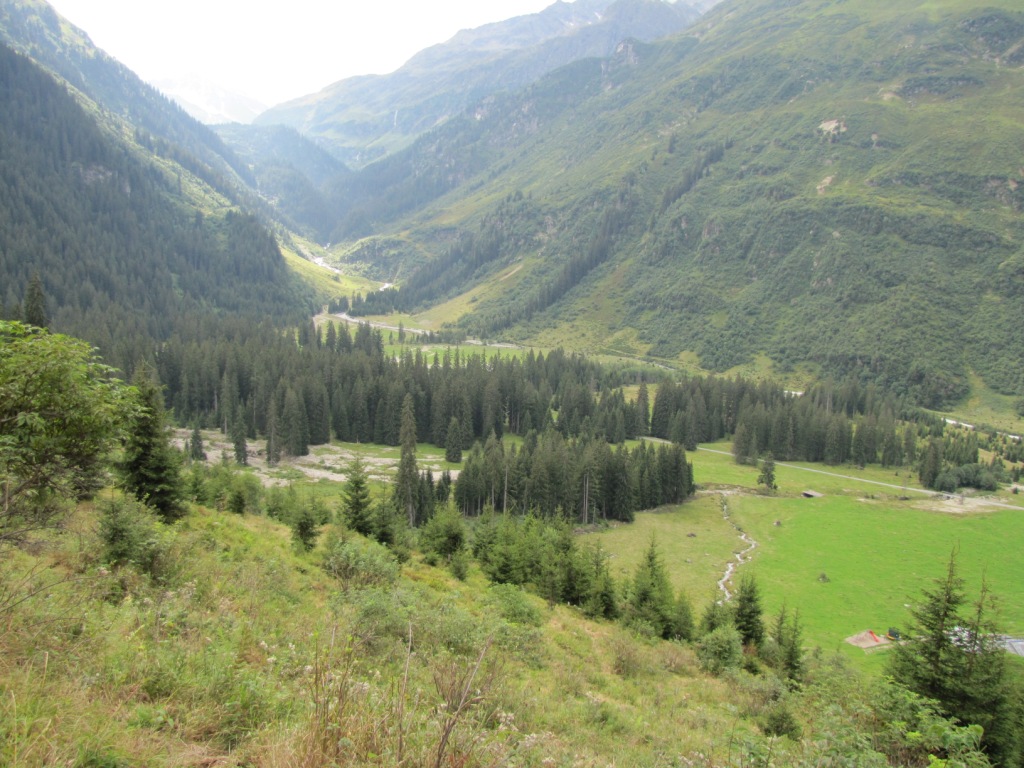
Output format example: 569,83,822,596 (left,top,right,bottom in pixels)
46,0,559,106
